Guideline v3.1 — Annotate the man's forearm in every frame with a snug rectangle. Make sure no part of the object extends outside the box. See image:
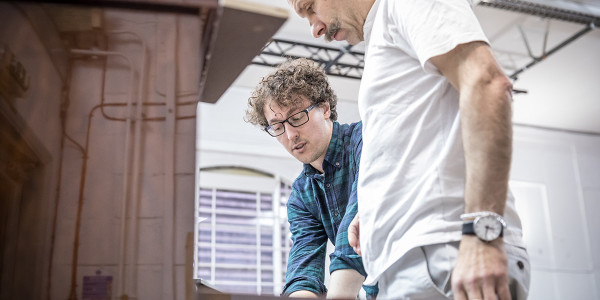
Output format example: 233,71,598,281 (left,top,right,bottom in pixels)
459,71,513,214
450,67,514,300
429,42,513,214
289,290,320,298
327,269,365,299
